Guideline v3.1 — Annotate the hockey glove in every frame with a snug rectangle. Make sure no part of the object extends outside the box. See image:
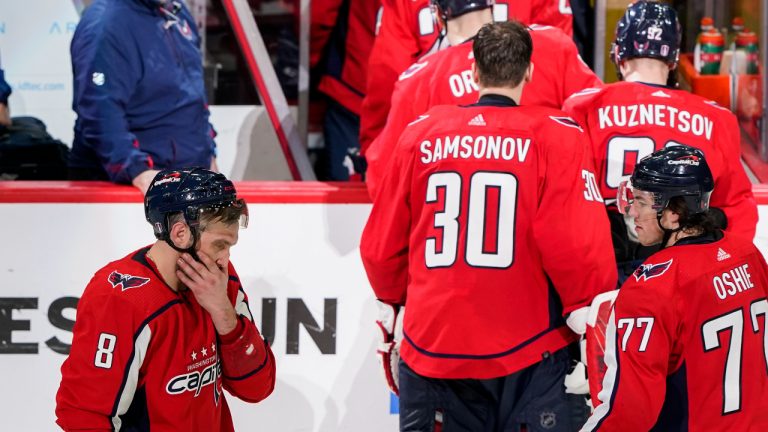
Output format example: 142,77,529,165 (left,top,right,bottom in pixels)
343,147,367,181
564,305,589,395
376,300,403,395
566,306,590,336
565,359,590,395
